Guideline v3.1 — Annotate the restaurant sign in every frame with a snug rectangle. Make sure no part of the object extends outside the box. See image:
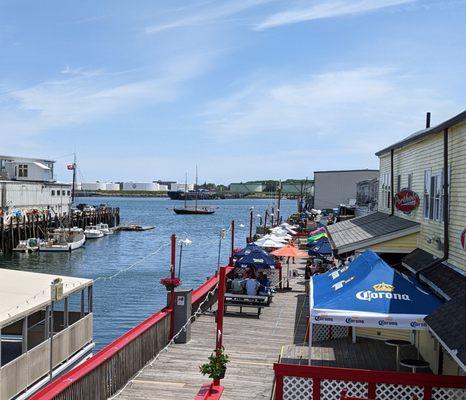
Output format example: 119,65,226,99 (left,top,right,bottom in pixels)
395,189,420,213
